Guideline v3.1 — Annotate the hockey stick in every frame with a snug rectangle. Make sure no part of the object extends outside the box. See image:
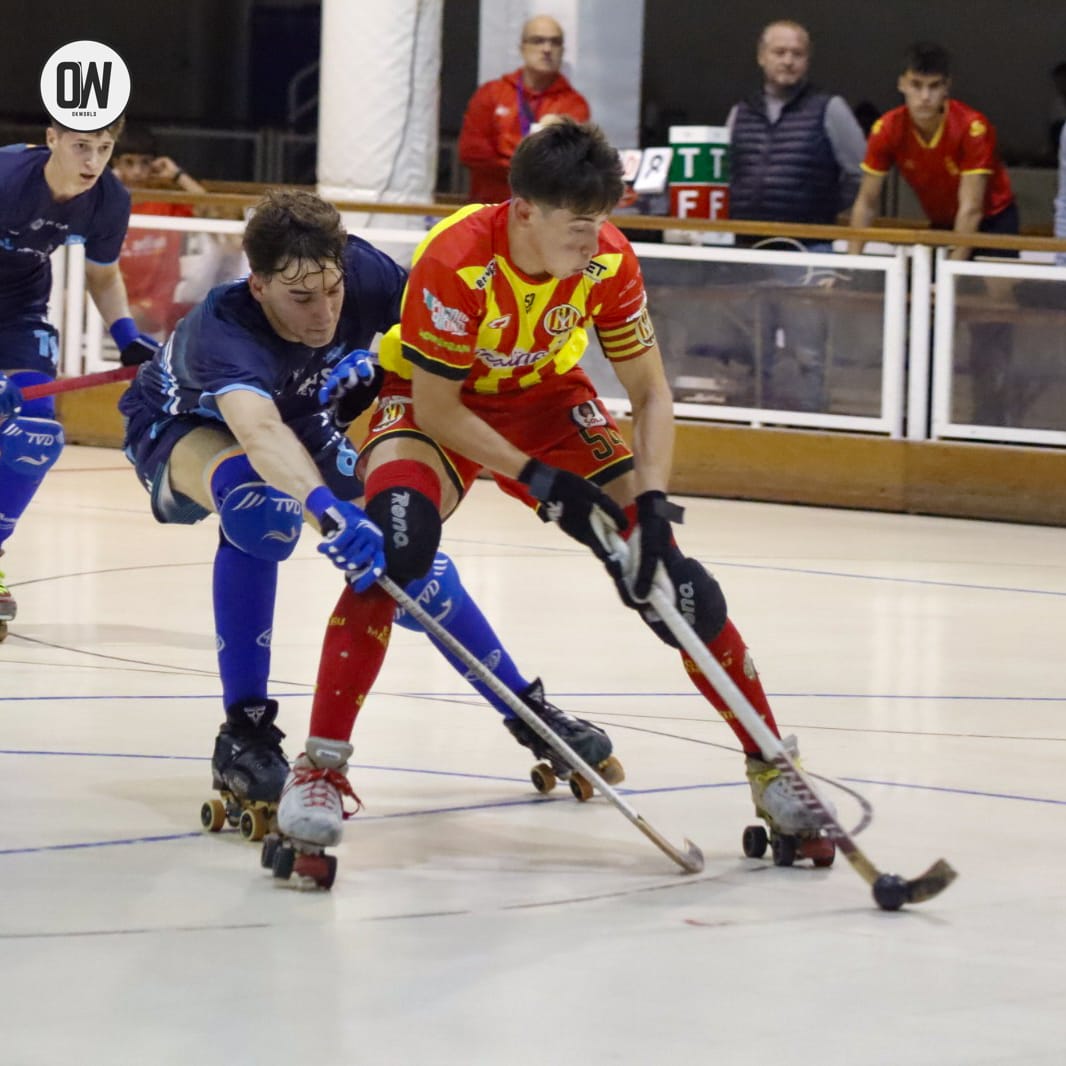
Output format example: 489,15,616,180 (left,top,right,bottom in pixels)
375,573,705,875
597,525,957,911
20,364,138,401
